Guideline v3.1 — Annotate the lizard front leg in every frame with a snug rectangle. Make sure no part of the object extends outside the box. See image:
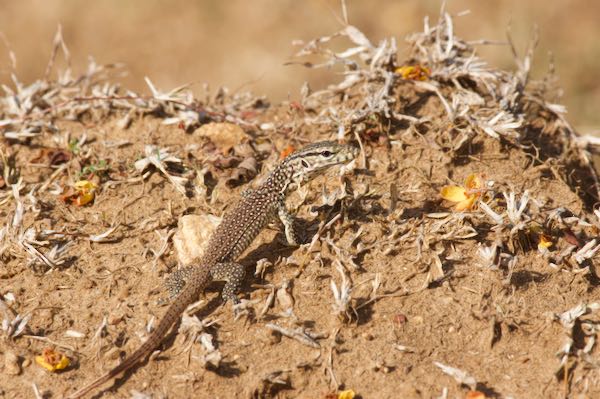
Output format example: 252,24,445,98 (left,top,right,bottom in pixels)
277,201,305,246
